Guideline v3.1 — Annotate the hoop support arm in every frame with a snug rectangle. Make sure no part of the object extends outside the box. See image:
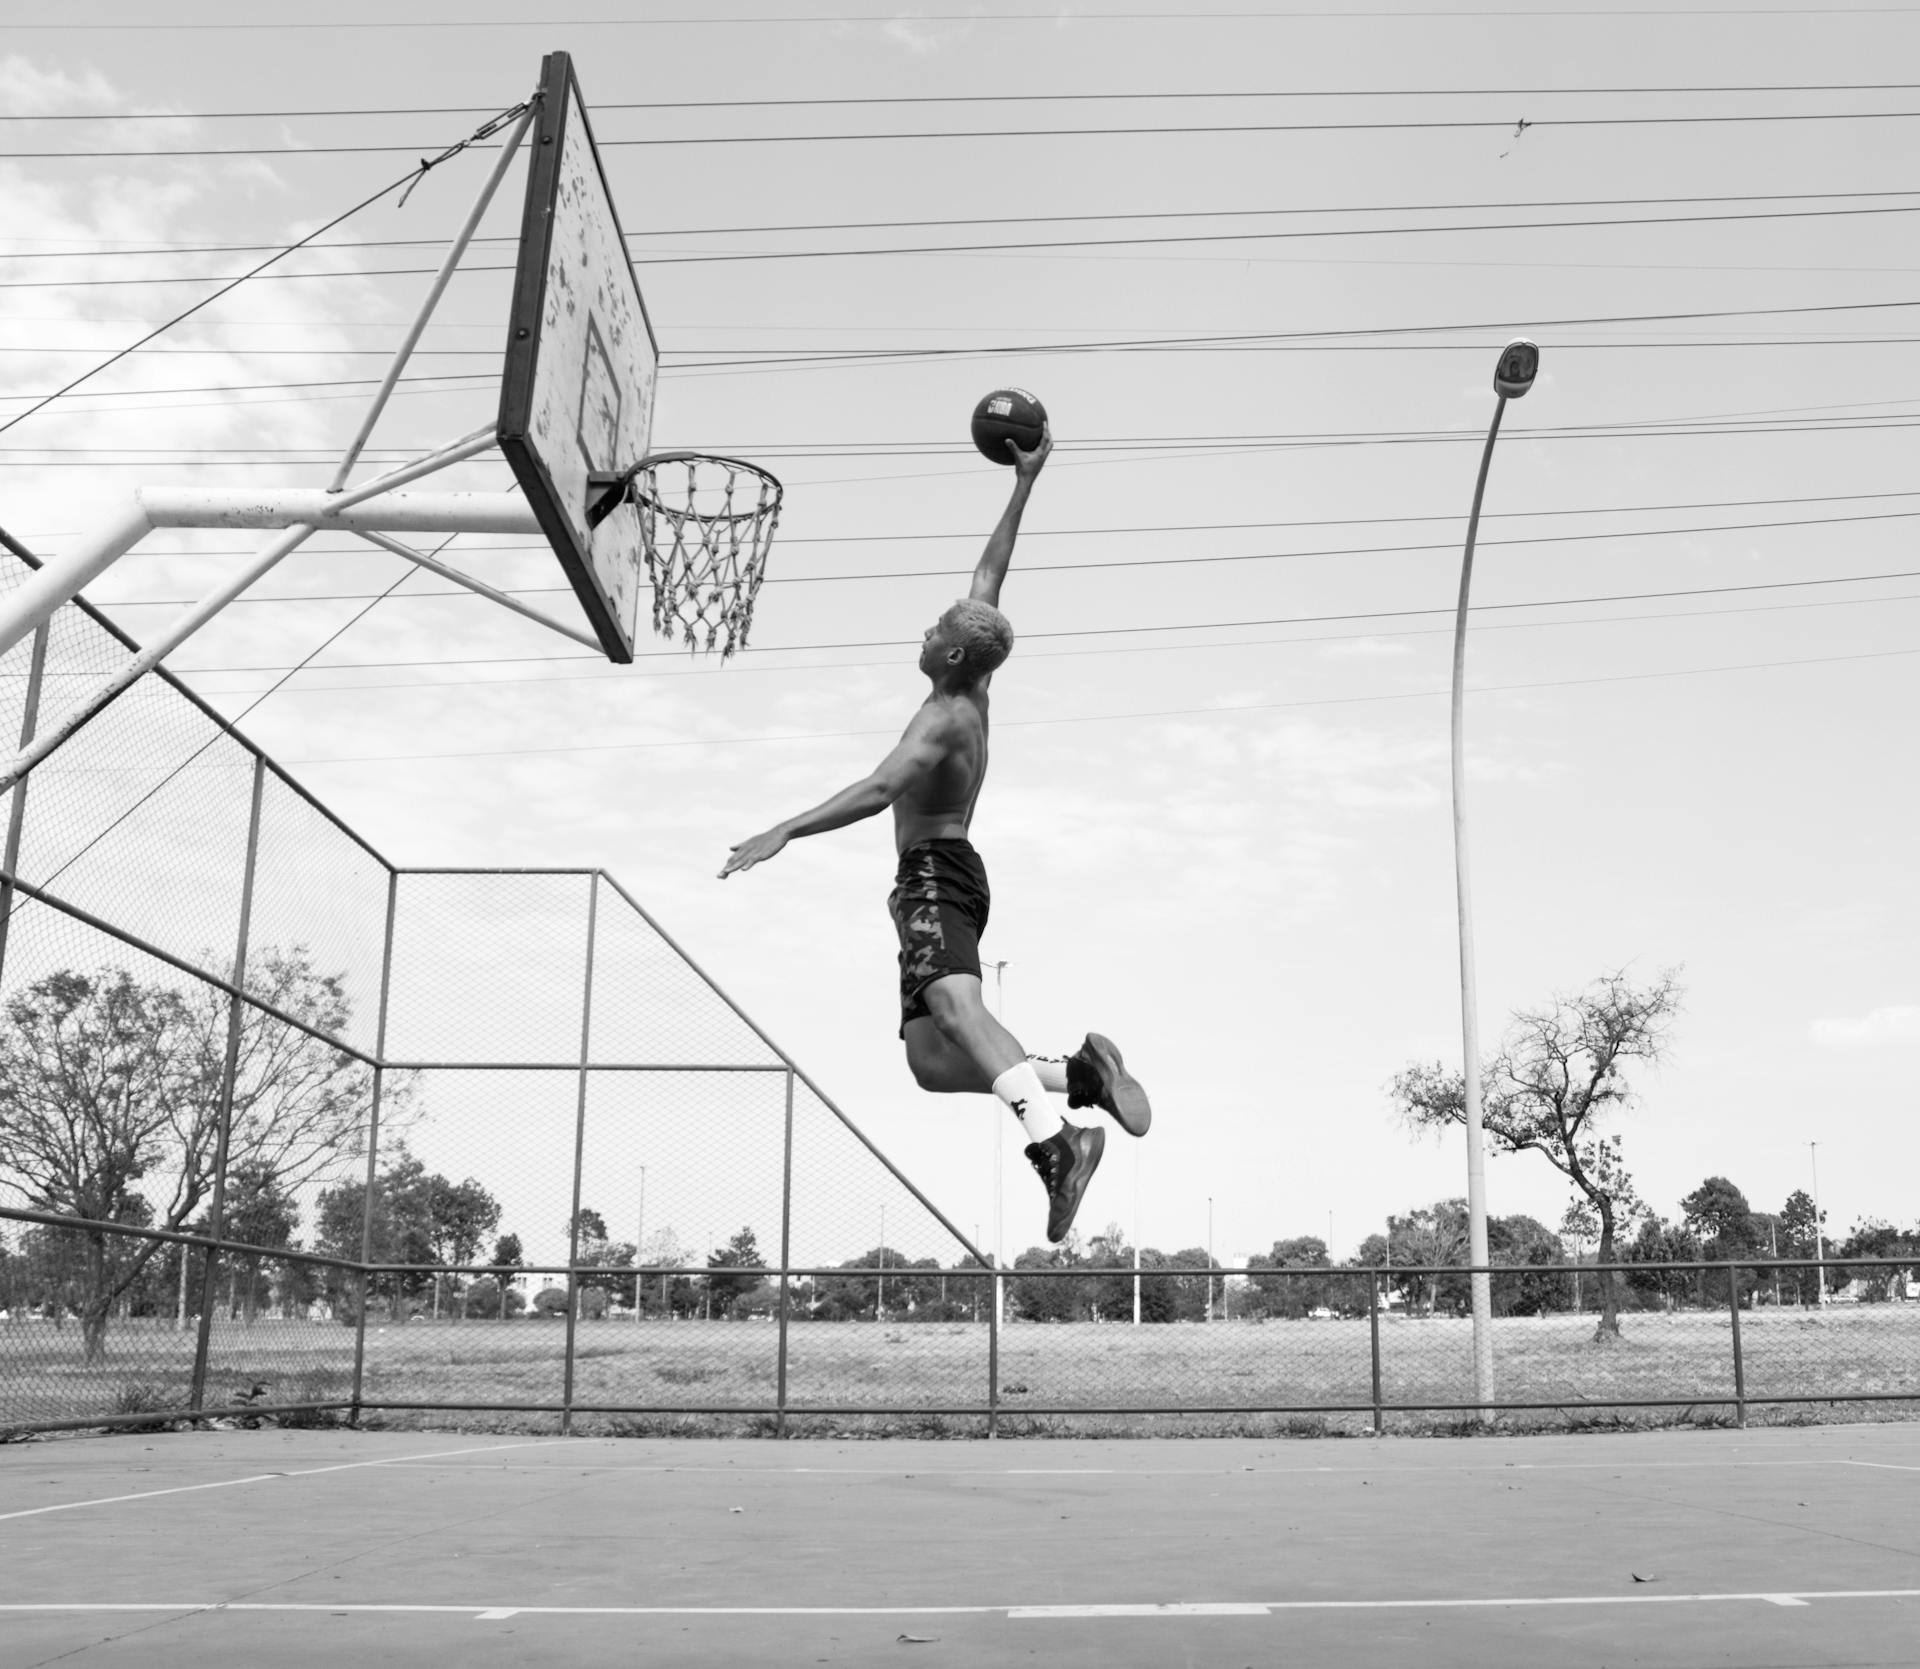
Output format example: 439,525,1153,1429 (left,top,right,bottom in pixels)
0,489,542,664
353,529,603,651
